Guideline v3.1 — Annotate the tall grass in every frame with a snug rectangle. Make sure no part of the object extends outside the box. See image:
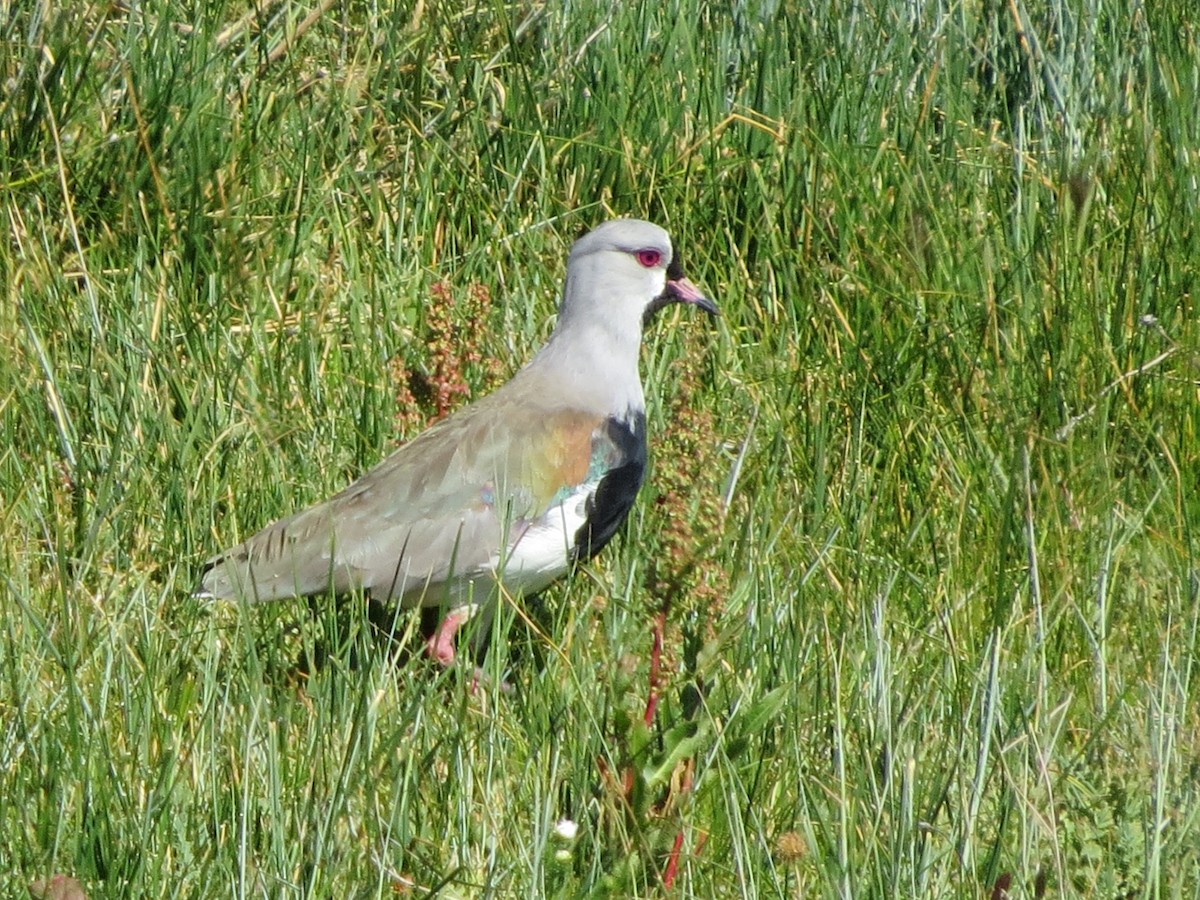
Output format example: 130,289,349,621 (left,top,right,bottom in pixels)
2,0,1197,896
